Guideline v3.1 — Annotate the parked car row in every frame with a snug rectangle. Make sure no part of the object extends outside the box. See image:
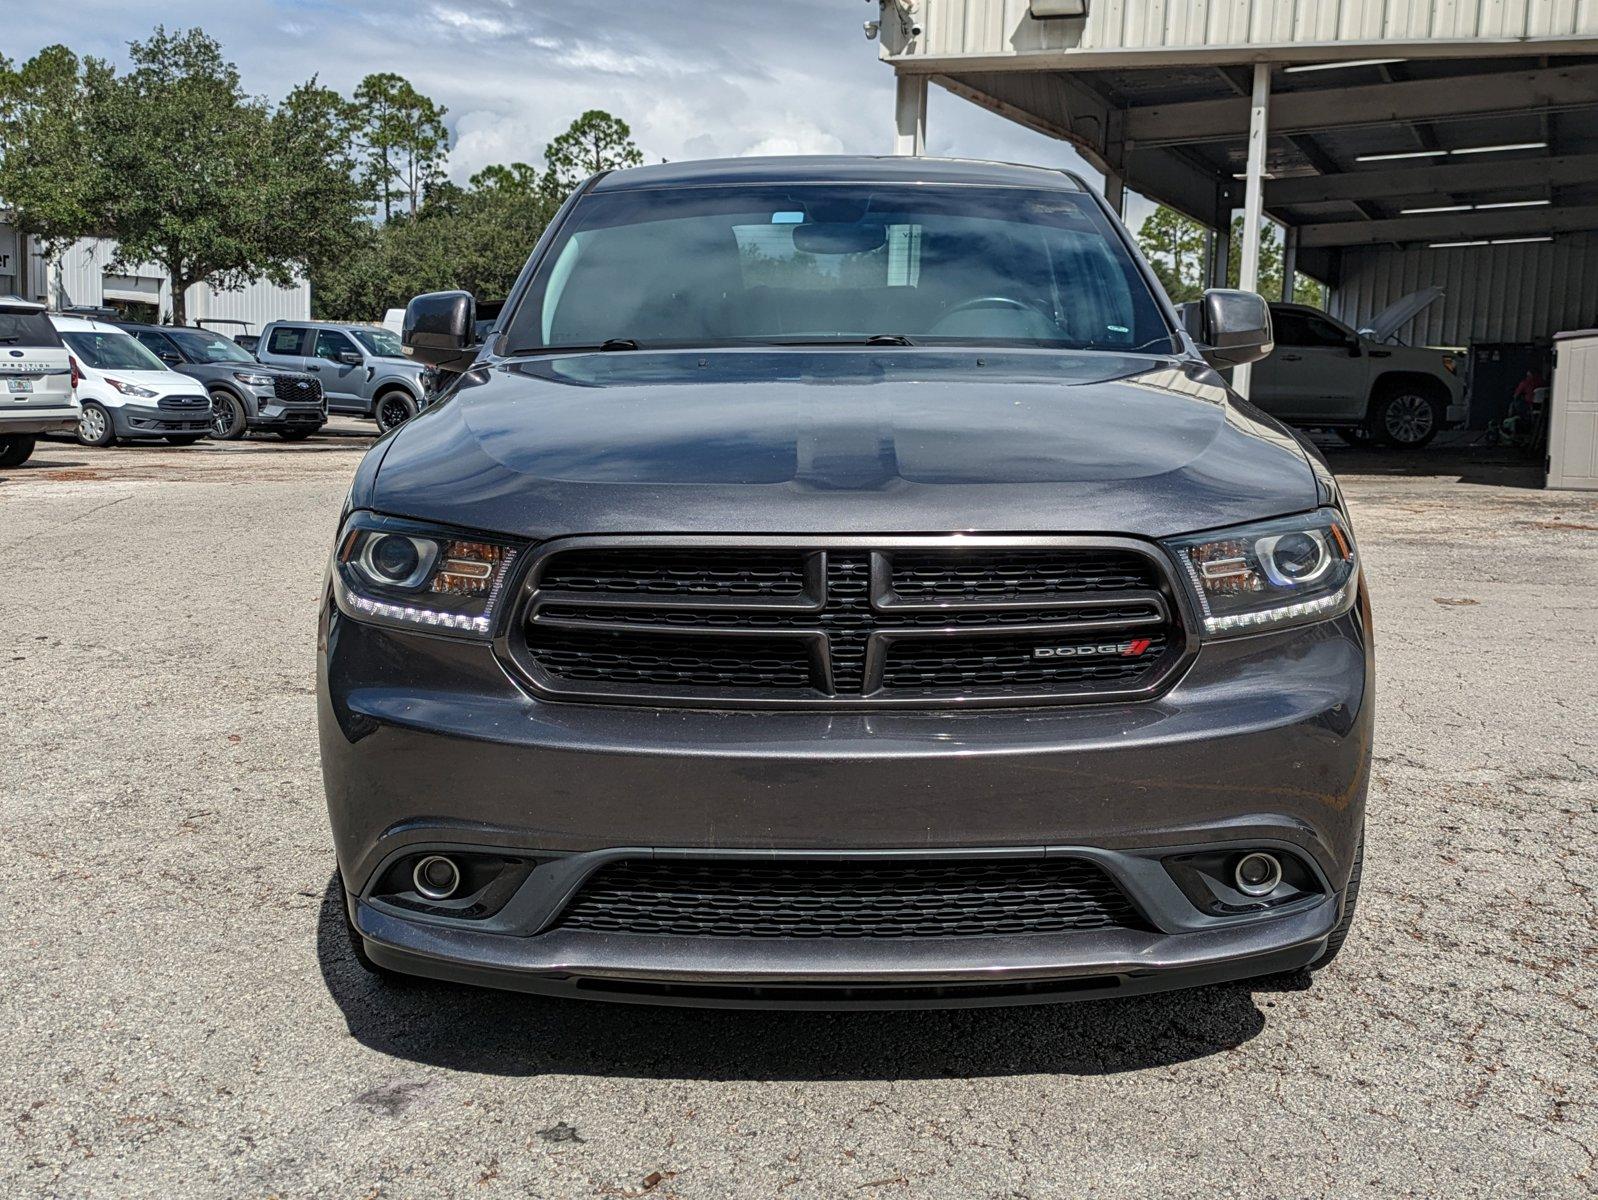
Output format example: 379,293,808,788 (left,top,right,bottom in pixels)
0,300,433,466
